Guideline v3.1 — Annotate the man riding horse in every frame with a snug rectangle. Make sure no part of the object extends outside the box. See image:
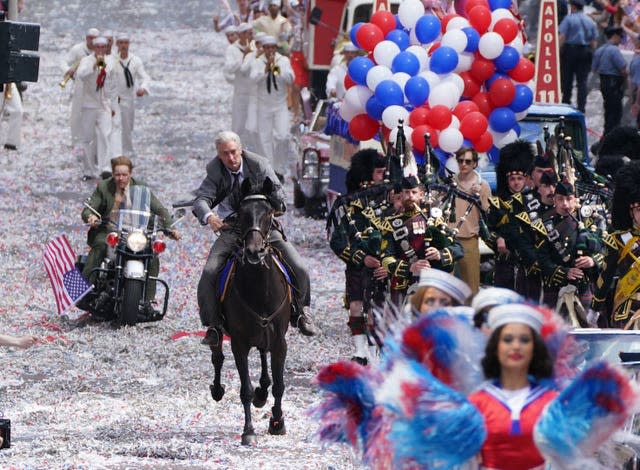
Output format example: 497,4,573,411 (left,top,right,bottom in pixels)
193,130,318,346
